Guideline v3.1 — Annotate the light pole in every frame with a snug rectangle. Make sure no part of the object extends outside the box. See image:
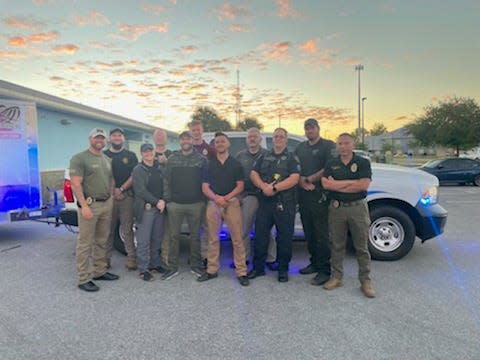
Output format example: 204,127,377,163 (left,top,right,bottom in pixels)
355,64,364,142
361,97,367,146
